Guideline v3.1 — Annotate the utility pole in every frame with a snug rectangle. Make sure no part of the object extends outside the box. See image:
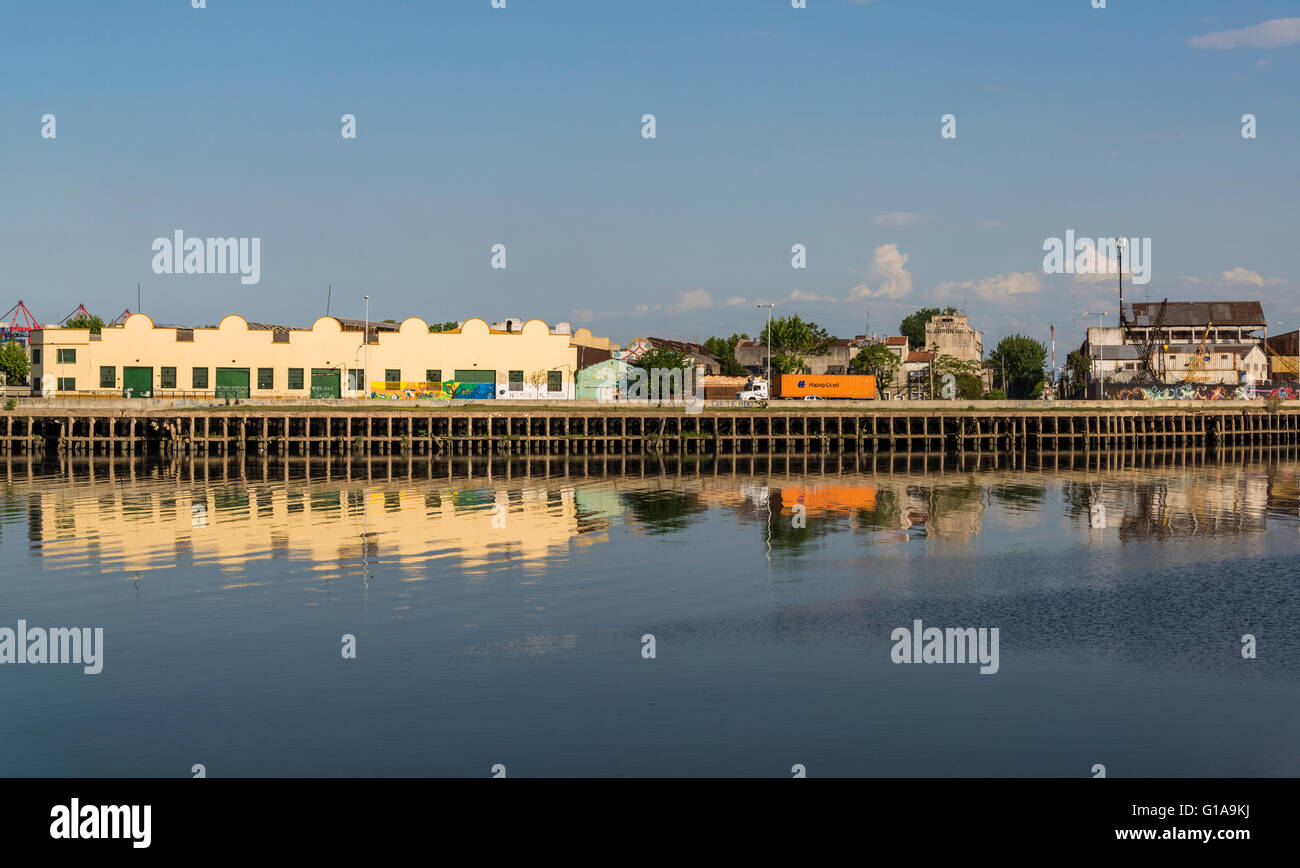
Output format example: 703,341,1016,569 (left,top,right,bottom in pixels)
363,294,369,398
1117,236,1125,328
1050,323,1056,394
757,303,775,390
